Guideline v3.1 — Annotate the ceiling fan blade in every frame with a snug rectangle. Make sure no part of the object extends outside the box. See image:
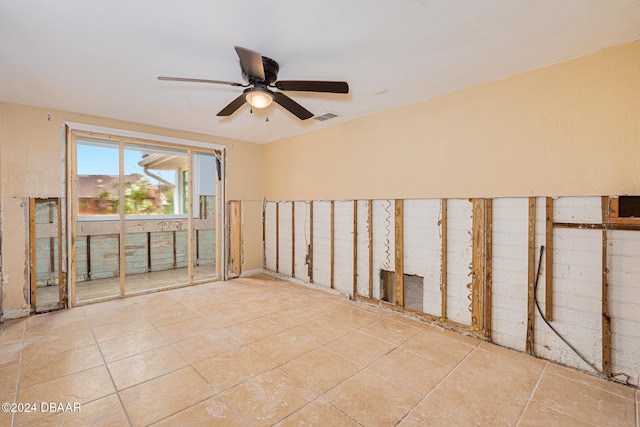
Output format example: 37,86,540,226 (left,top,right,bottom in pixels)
234,46,265,81
216,94,247,117
274,80,349,93
273,92,314,120
158,76,244,87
